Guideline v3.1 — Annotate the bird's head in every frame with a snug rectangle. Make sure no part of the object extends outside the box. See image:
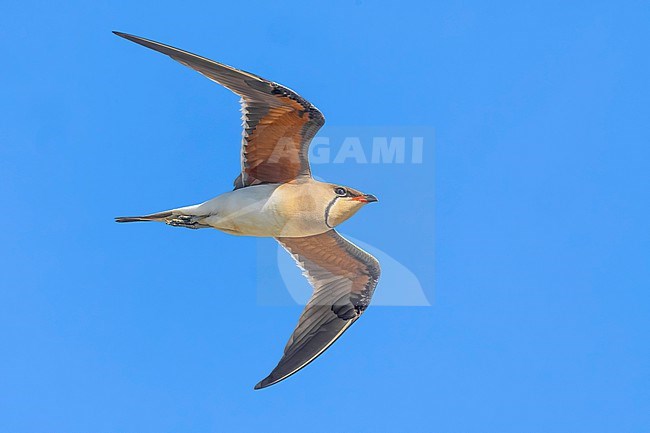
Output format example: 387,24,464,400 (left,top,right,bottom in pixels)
323,183,378,228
